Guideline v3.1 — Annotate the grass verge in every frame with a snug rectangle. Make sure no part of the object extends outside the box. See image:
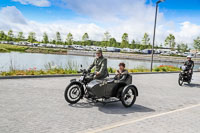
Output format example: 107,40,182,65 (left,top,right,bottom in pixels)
0,65,181,76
